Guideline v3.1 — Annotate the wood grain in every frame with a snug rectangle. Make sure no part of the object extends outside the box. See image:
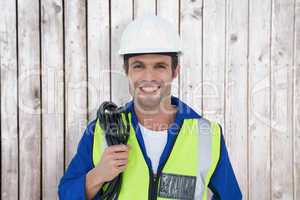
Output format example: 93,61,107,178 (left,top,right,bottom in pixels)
0,0,298,199
225,0,249,198
40,0,64,199
18,0,41,199
110,0,133,105
64,0,87,166
0,0,18,199
202,0,226,125
248,0,272,199
180,0,203,115
294,0,300,199
271,0,294,199
134,0,156,18
87,0,110,120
